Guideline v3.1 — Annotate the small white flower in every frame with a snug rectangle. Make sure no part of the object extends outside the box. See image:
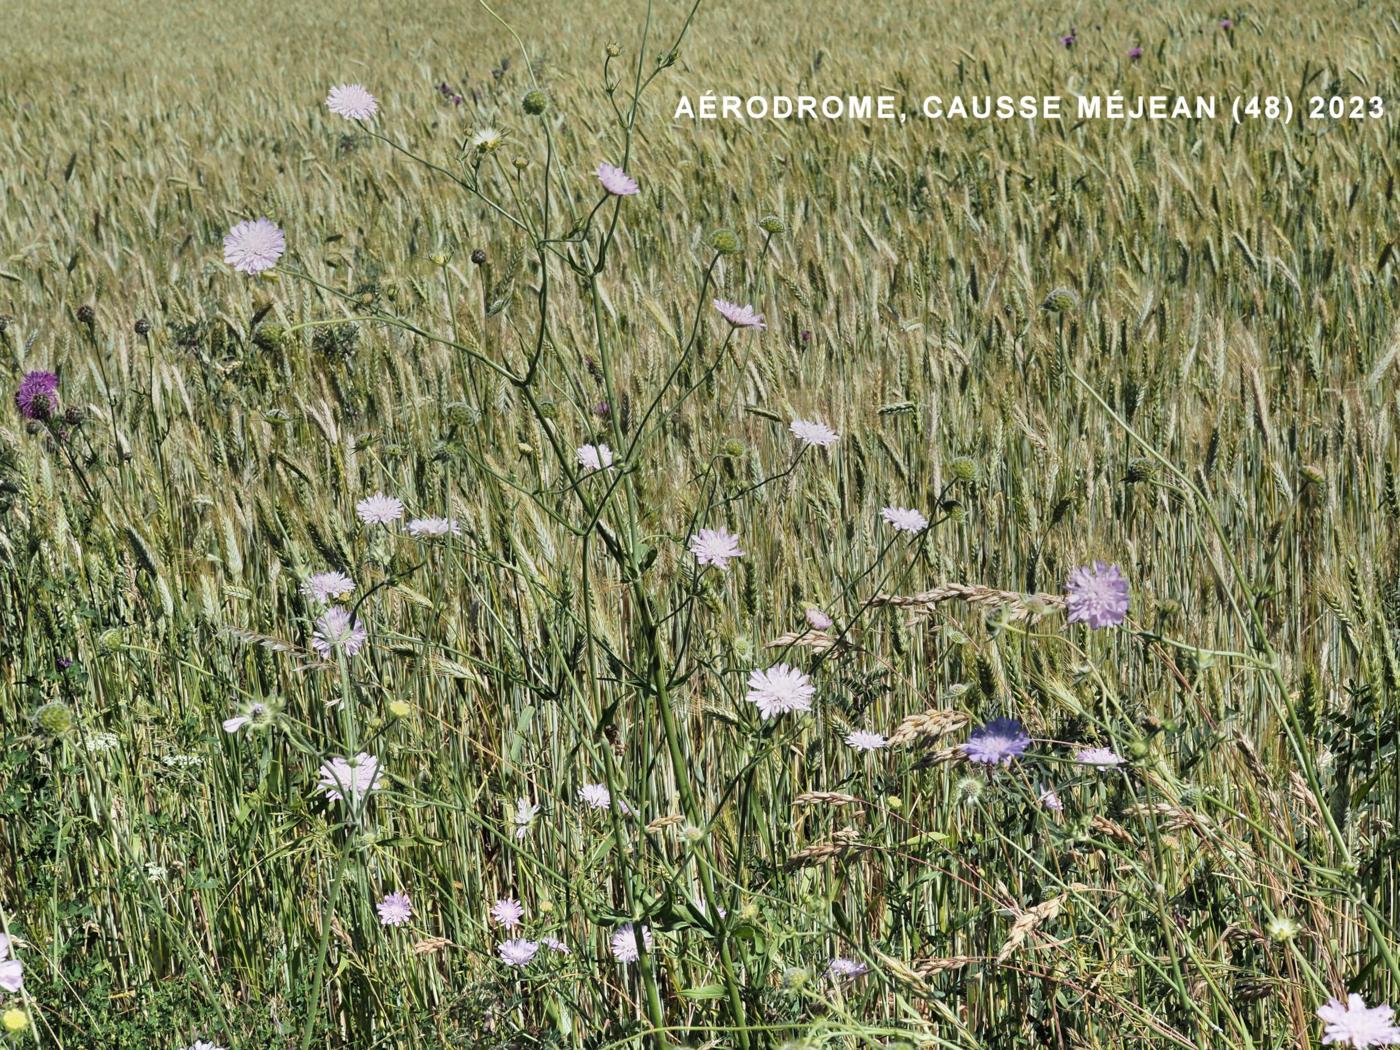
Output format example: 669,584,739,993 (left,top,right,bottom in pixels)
183,1041,227,1050
881,506,928,533
1075,747,1126,768
302,571,355,603
609,923,653,963
497,938,539,966
746,664,815,720
85,732,119,753
576,783,630,813
471,126,504,152
222,702,268,735
1317,993,1400,1047
491,898,525,930
356,492,404,526
326,83,378,121
844,730,887,751
688,527,744,571
407,516,461,538
827,957,869,979
790,418,839,449
576,443,614,472
317,752,383,804
512,797,540,840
